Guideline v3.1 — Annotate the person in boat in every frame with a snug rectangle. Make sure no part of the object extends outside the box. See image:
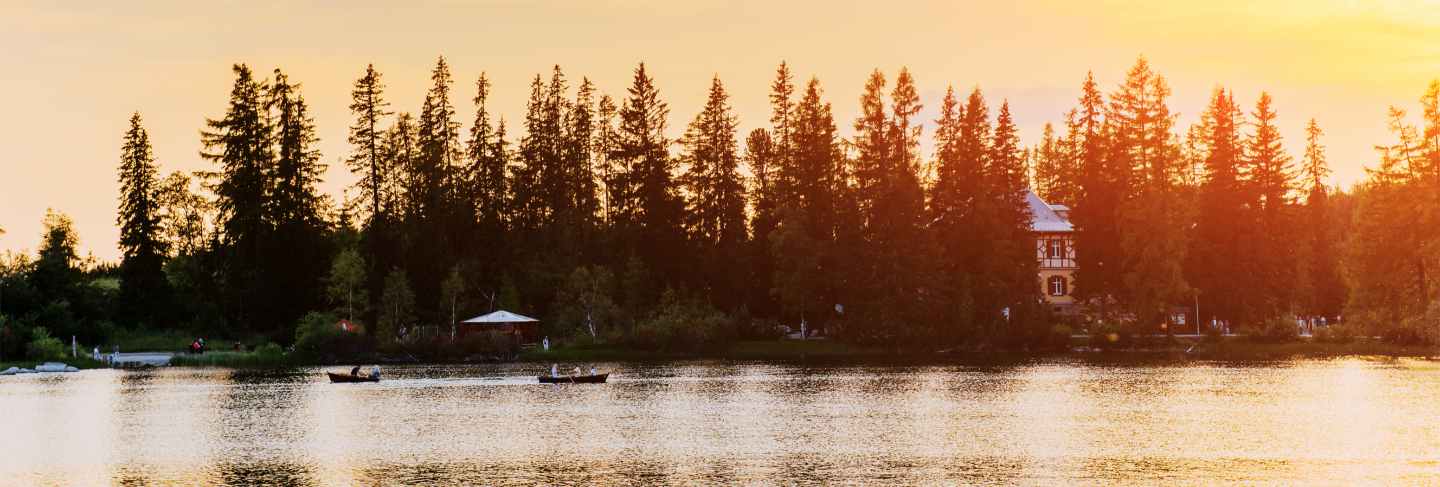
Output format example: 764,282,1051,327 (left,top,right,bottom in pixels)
551,363,558,377
370,366,380,379
351,365,361,377
590,366,597,376
573,366,582,377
